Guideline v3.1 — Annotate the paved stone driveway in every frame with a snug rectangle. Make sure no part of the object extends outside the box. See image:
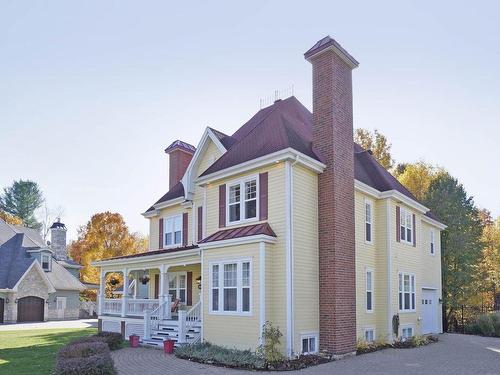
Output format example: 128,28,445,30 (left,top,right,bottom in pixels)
113,334,500,375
